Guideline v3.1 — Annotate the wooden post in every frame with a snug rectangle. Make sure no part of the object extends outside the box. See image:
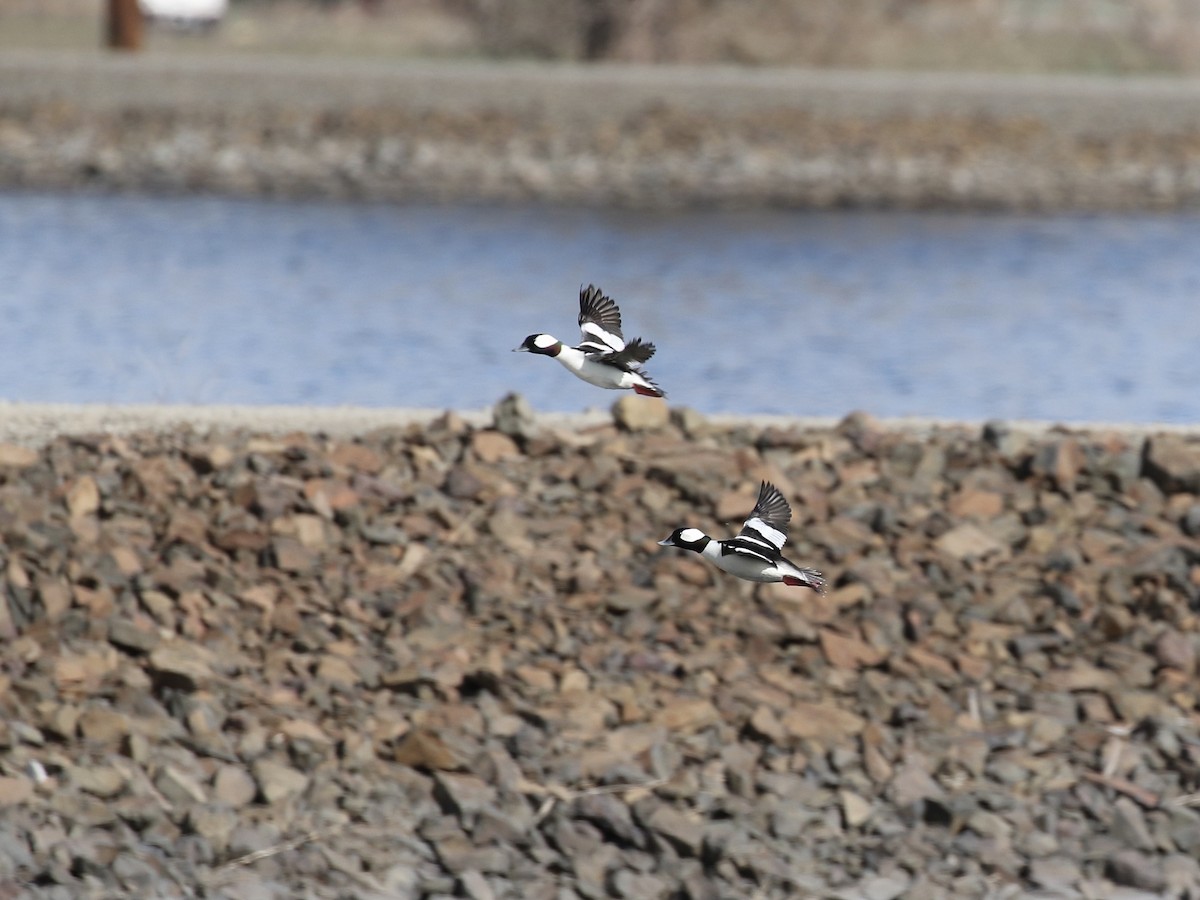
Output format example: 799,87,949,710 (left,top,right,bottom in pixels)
107,0,144,52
